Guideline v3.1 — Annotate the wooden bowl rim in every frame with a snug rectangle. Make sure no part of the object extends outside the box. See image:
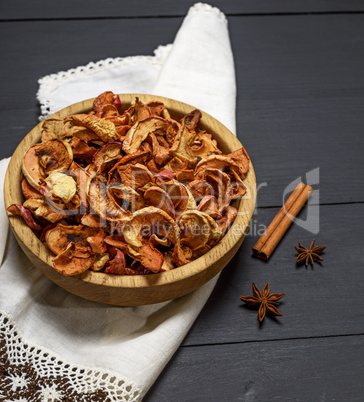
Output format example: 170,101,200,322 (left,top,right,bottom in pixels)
4,94,256,291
